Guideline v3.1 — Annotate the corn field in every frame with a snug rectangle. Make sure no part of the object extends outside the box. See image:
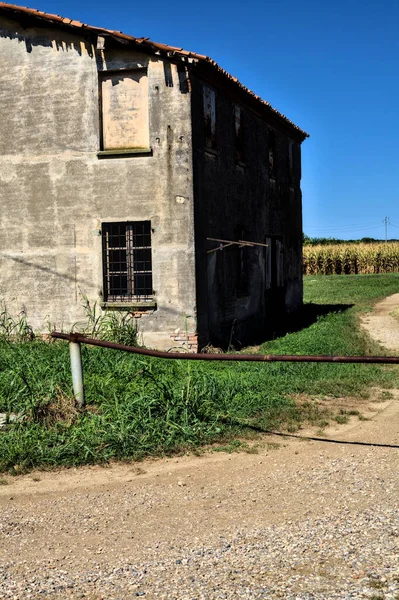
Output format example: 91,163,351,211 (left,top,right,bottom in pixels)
303,243,399,275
